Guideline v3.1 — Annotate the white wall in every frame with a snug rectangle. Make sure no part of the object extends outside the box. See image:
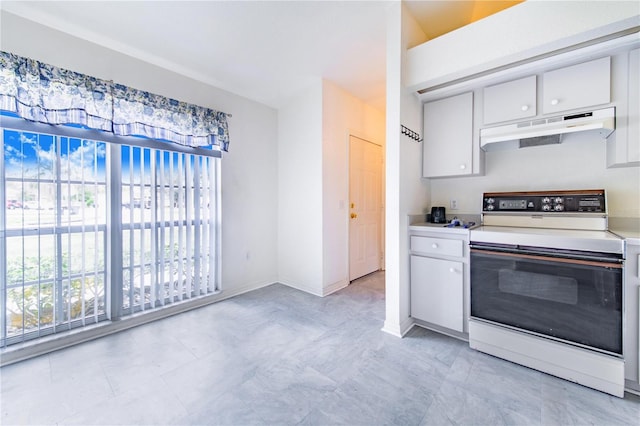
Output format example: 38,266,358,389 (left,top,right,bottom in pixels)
430,132,640,218
1,11,280,296
383,3,430,337
321,80,385,294
277,82,324,295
